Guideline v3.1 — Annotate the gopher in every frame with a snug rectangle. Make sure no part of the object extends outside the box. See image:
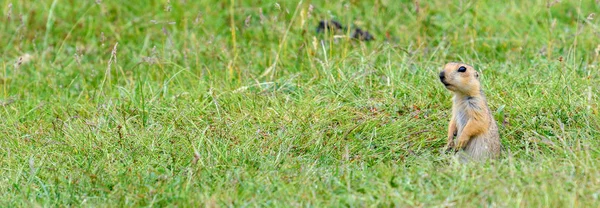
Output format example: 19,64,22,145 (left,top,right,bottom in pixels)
439,62,500,162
